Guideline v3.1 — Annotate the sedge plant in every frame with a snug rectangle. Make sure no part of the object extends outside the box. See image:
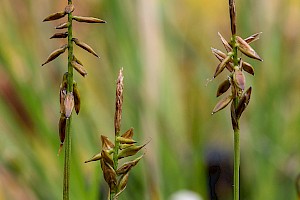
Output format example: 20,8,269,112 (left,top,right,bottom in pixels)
210,0,262,199
41,1,106,199
85,69,147,200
